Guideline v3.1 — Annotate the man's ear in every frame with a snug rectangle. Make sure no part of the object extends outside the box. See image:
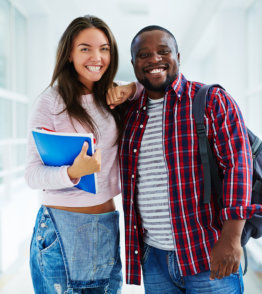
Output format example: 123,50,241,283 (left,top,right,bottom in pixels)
177,52,180,65
131,59,134,67
69,55,72,63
